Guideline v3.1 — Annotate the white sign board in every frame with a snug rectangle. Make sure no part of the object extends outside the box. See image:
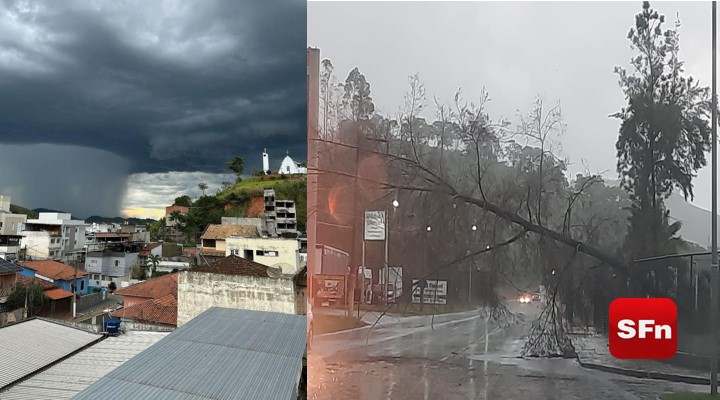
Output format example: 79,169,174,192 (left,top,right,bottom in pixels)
411,279,447,305
364,211,386,241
